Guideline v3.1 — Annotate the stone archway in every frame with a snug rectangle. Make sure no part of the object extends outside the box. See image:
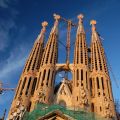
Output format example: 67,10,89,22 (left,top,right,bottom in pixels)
55,63,73,85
